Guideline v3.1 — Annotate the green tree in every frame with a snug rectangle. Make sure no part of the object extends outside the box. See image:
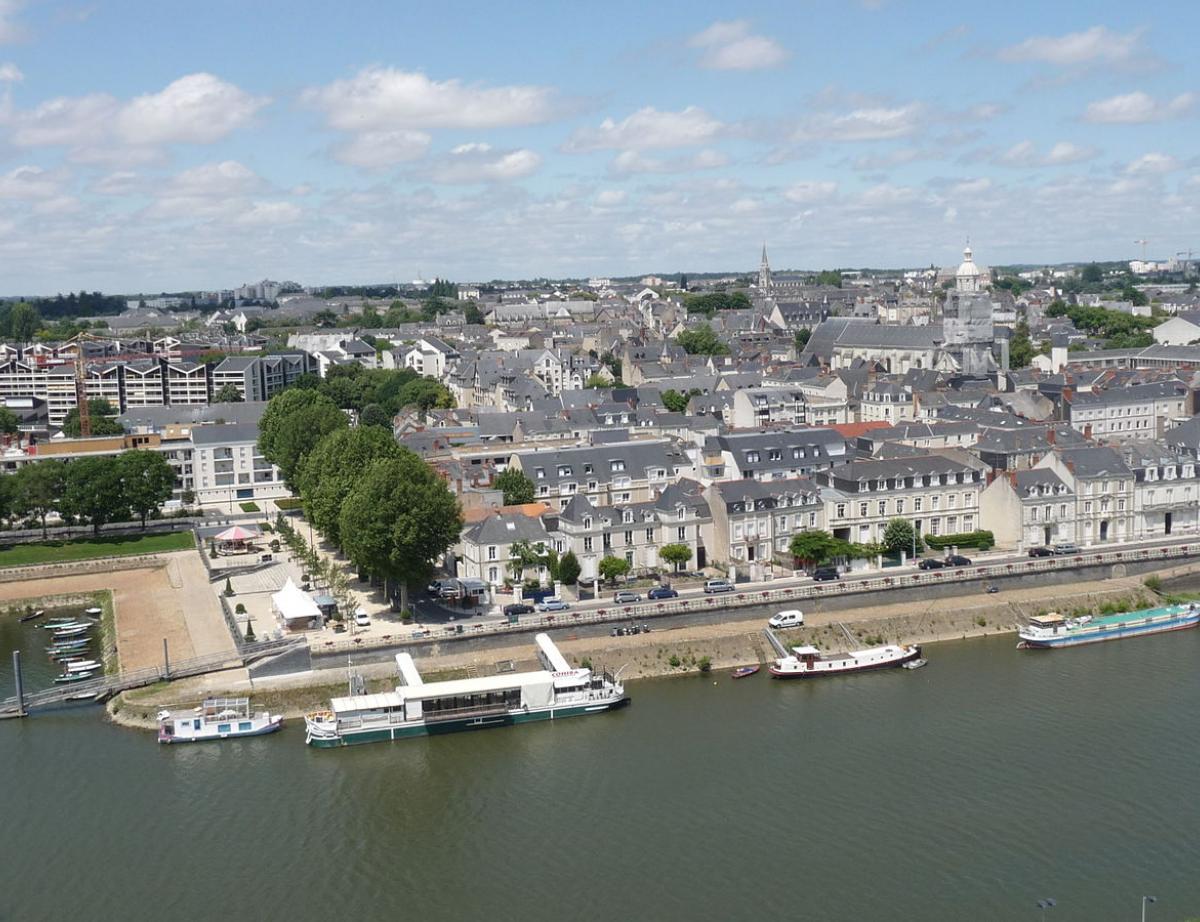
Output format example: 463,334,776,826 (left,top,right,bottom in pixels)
882,518,922,555
495,468,536,506
213,383,243,403
1080,263,1103,284
258,389,349,491
661,389,689,413
794,328,811,350
658,542,692,571
359,403,392,428
9,302,42,342
312,308,339,327
296,426,403,547
61,455,128,535
585,372,612,389
598,555,630,585
0,406,20,437
684,290,751,316
119,450,176,528
463,302,485,325
1008,321,1036,369
13,460,66,537
61,398,124,437
557,550,581,585
508,539,543,582
815,270,843,287
396,377,454,413
789,530,841,567
338,452,463,613
676,323,730,355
